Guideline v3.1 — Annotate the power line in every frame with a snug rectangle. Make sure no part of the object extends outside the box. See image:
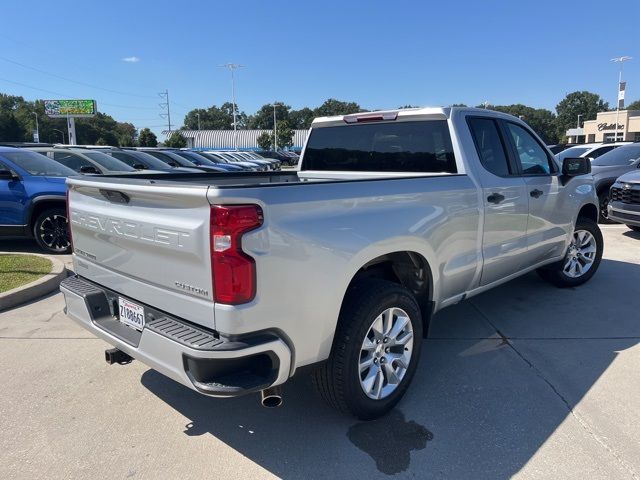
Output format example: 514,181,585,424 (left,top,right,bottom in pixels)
0,77,158,110
0,55,156,99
